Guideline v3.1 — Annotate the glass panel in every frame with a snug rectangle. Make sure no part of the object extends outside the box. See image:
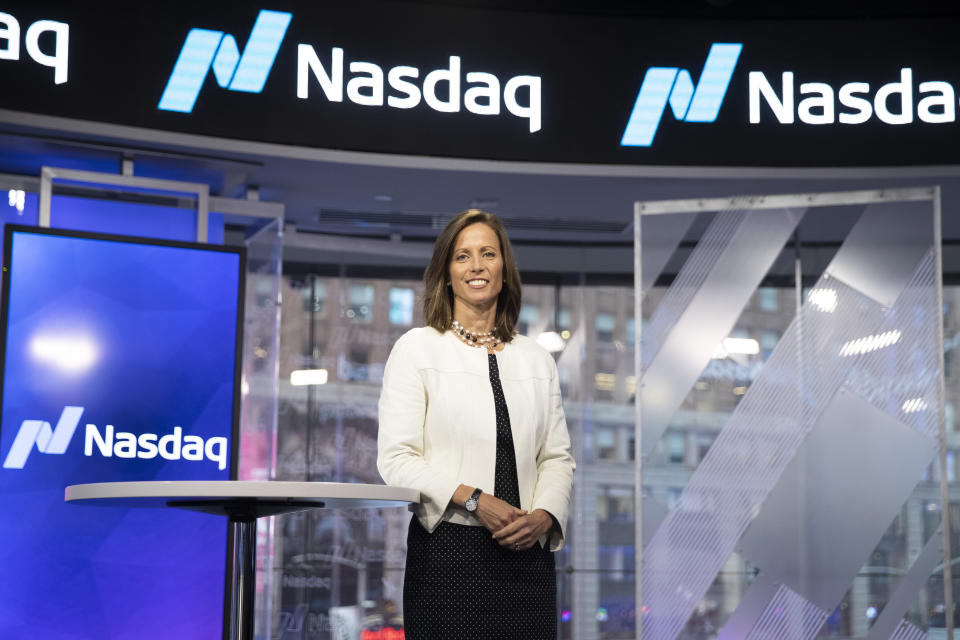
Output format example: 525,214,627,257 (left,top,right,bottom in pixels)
638,194,943,640
273,273,424,638
240,218,284,640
